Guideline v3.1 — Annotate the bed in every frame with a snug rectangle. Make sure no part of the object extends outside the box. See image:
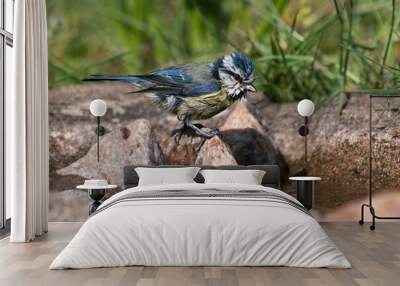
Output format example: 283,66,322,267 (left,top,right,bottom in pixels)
50,165,350,269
